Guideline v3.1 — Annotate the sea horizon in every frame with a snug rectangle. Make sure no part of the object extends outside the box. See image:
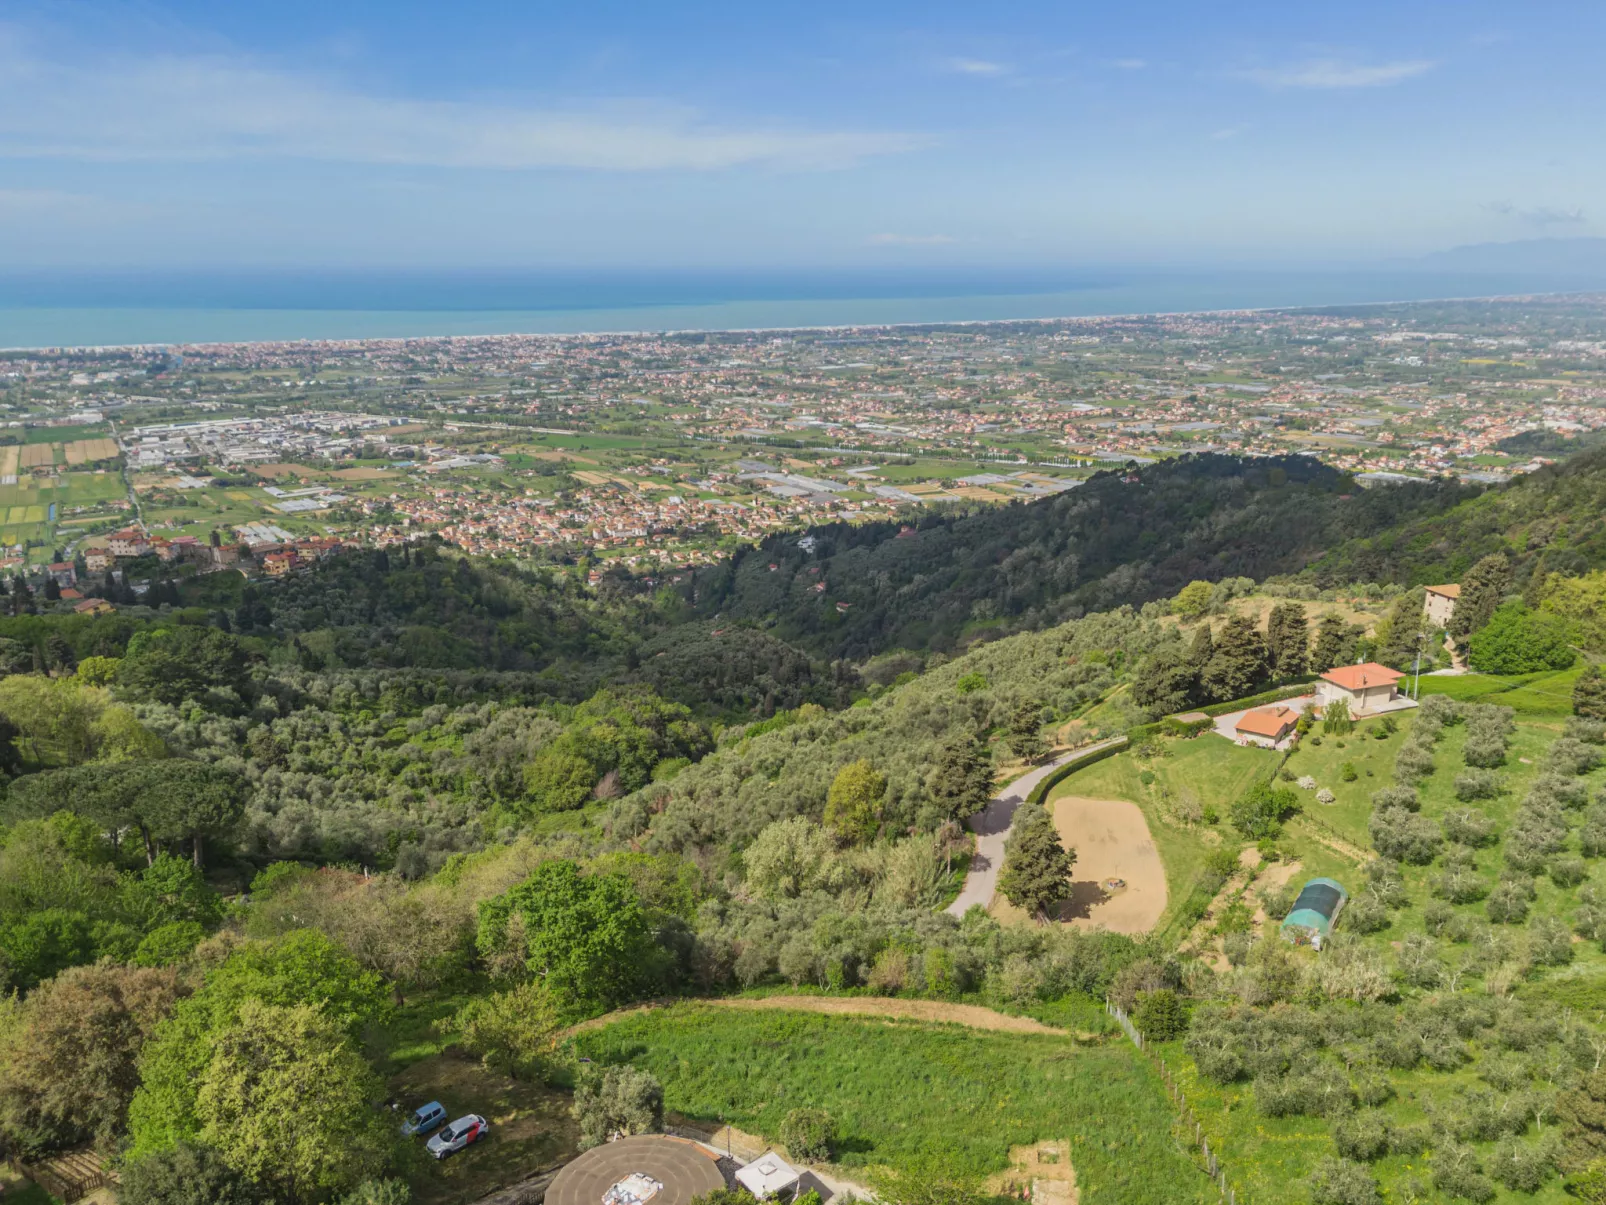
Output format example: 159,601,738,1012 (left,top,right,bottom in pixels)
3,265,1606,350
